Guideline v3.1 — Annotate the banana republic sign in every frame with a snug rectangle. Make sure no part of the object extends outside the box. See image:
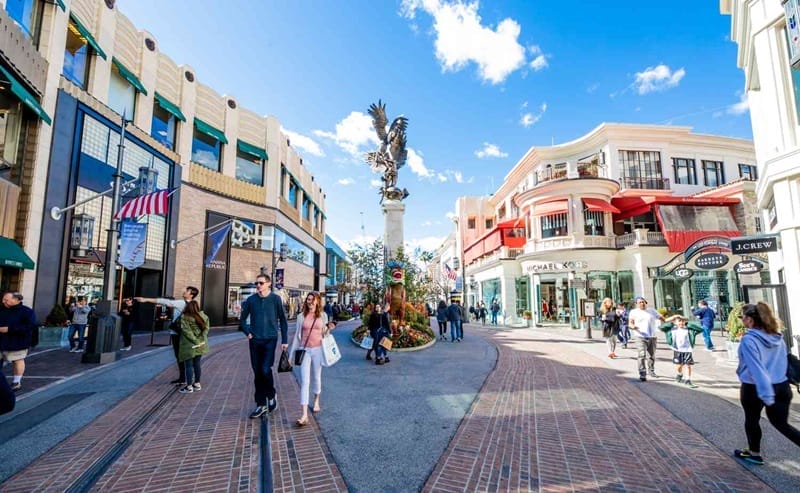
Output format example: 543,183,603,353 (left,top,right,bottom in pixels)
730,236,779,255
